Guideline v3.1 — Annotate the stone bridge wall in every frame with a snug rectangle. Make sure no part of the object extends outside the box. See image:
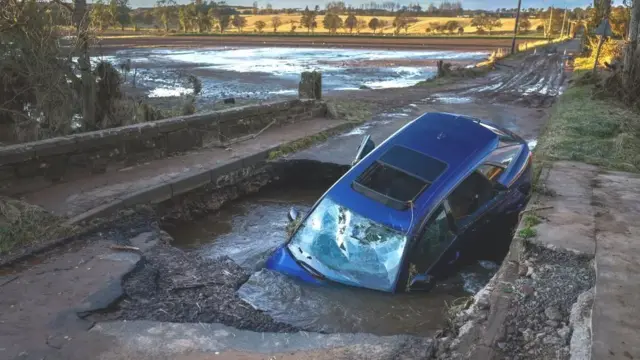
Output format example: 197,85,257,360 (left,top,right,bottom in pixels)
0,99,326,194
